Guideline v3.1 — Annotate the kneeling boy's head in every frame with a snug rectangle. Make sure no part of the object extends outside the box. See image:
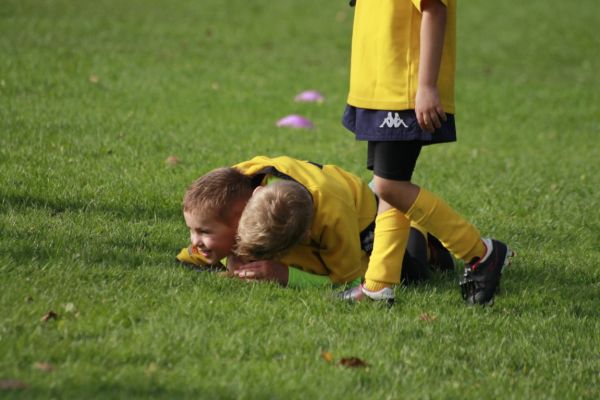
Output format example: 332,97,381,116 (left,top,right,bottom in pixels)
182,167,254,264
235,180,314,262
